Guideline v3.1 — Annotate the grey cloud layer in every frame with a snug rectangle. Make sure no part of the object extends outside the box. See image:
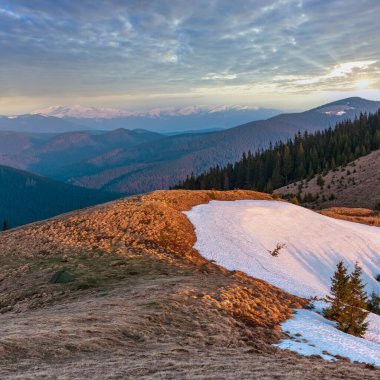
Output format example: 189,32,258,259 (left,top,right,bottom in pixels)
0,0,379,100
